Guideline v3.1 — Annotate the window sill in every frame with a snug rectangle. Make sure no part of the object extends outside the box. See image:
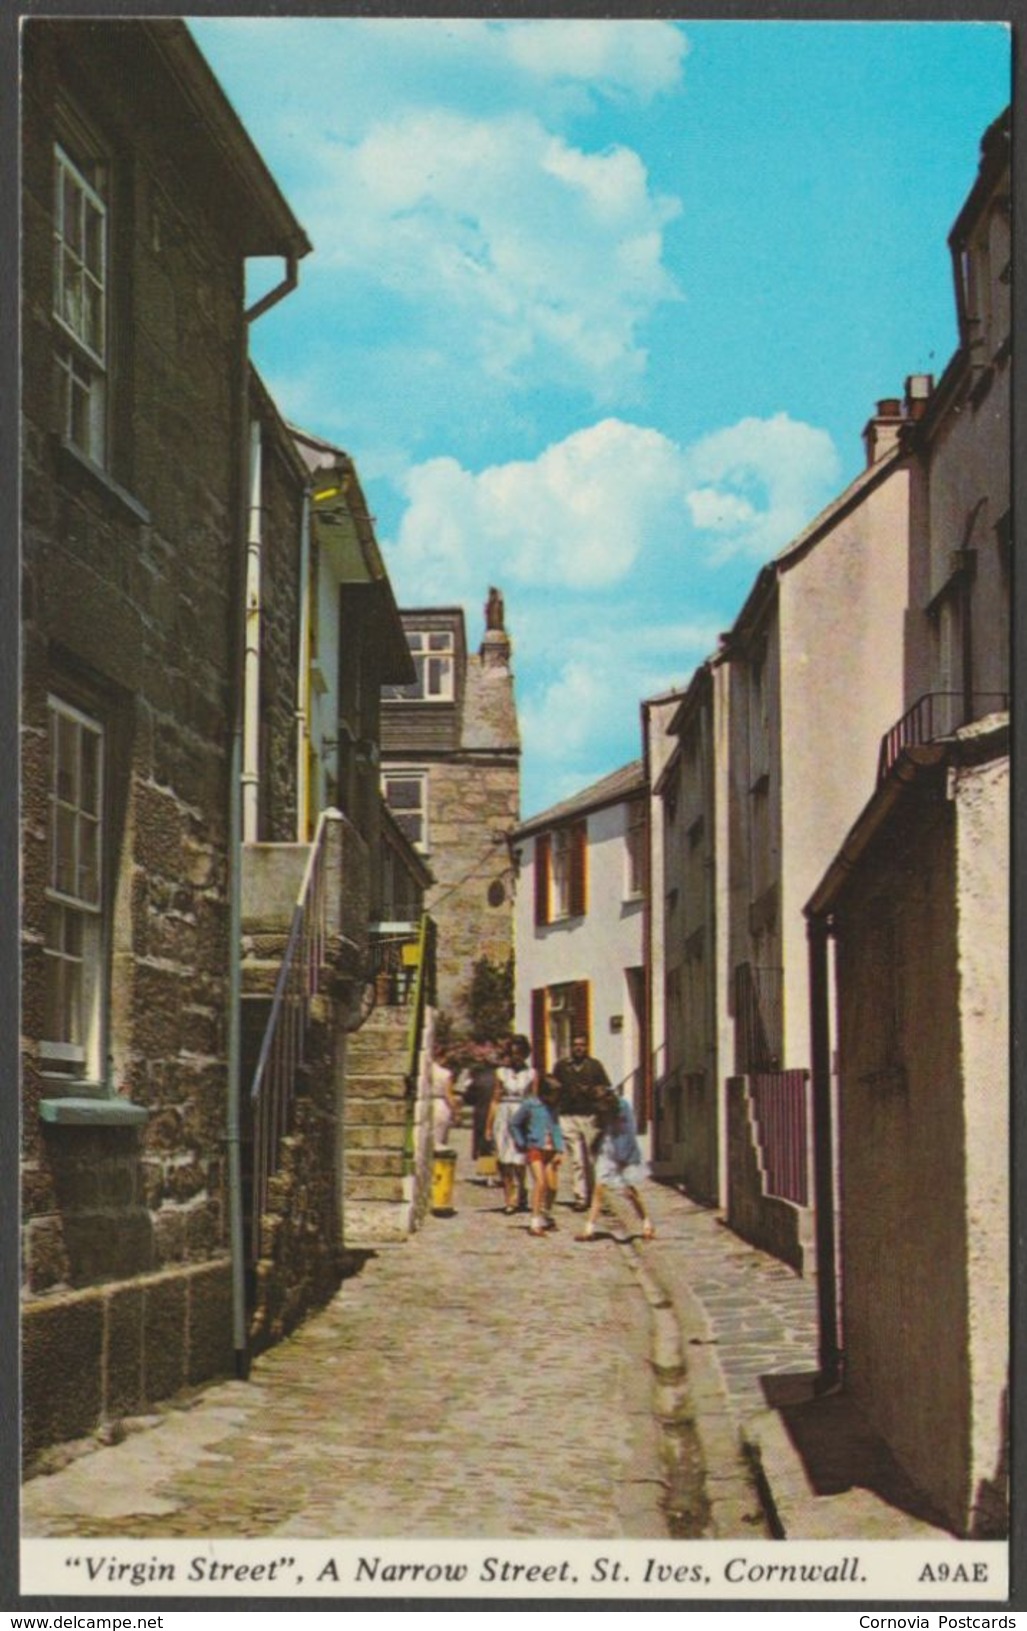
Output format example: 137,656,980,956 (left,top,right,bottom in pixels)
54,438,151,526
40,1095,149,1127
